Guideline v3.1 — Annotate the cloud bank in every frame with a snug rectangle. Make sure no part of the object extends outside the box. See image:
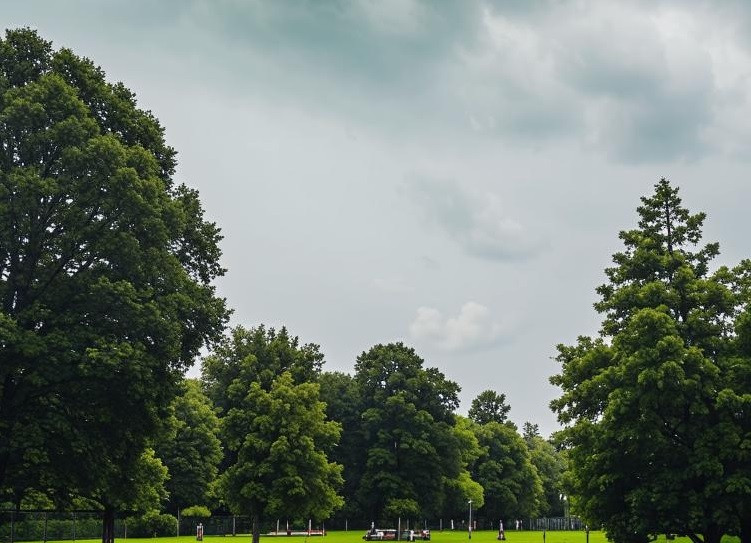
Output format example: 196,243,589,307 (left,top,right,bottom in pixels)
410,301,507,351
